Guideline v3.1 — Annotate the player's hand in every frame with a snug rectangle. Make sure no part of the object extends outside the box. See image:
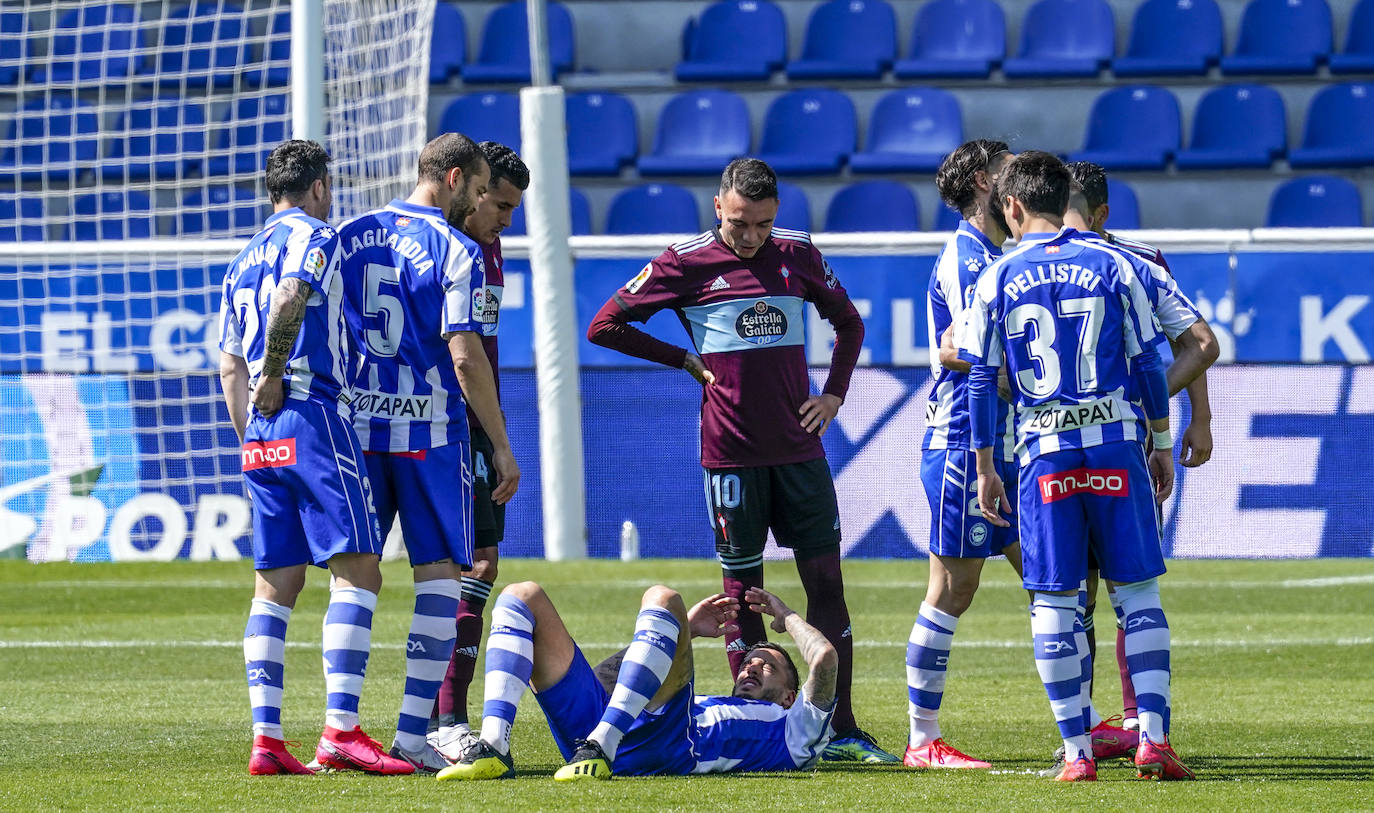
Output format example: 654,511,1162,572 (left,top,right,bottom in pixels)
976,471,1012,527
997,367,1012,402
1178,421,1212,468
744,586,793,634
799,393,842,436
1147,448,1174,504
251,374,285,417
683,353,715,386
489,446,520,505
687,593,739,639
